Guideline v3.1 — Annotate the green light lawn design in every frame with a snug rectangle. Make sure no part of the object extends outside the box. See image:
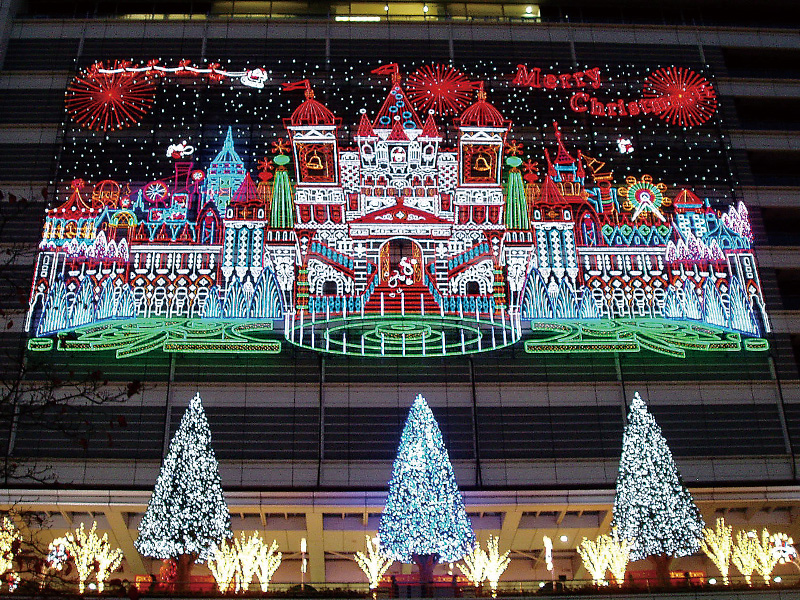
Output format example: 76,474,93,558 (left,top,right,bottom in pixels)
27,316,767,359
